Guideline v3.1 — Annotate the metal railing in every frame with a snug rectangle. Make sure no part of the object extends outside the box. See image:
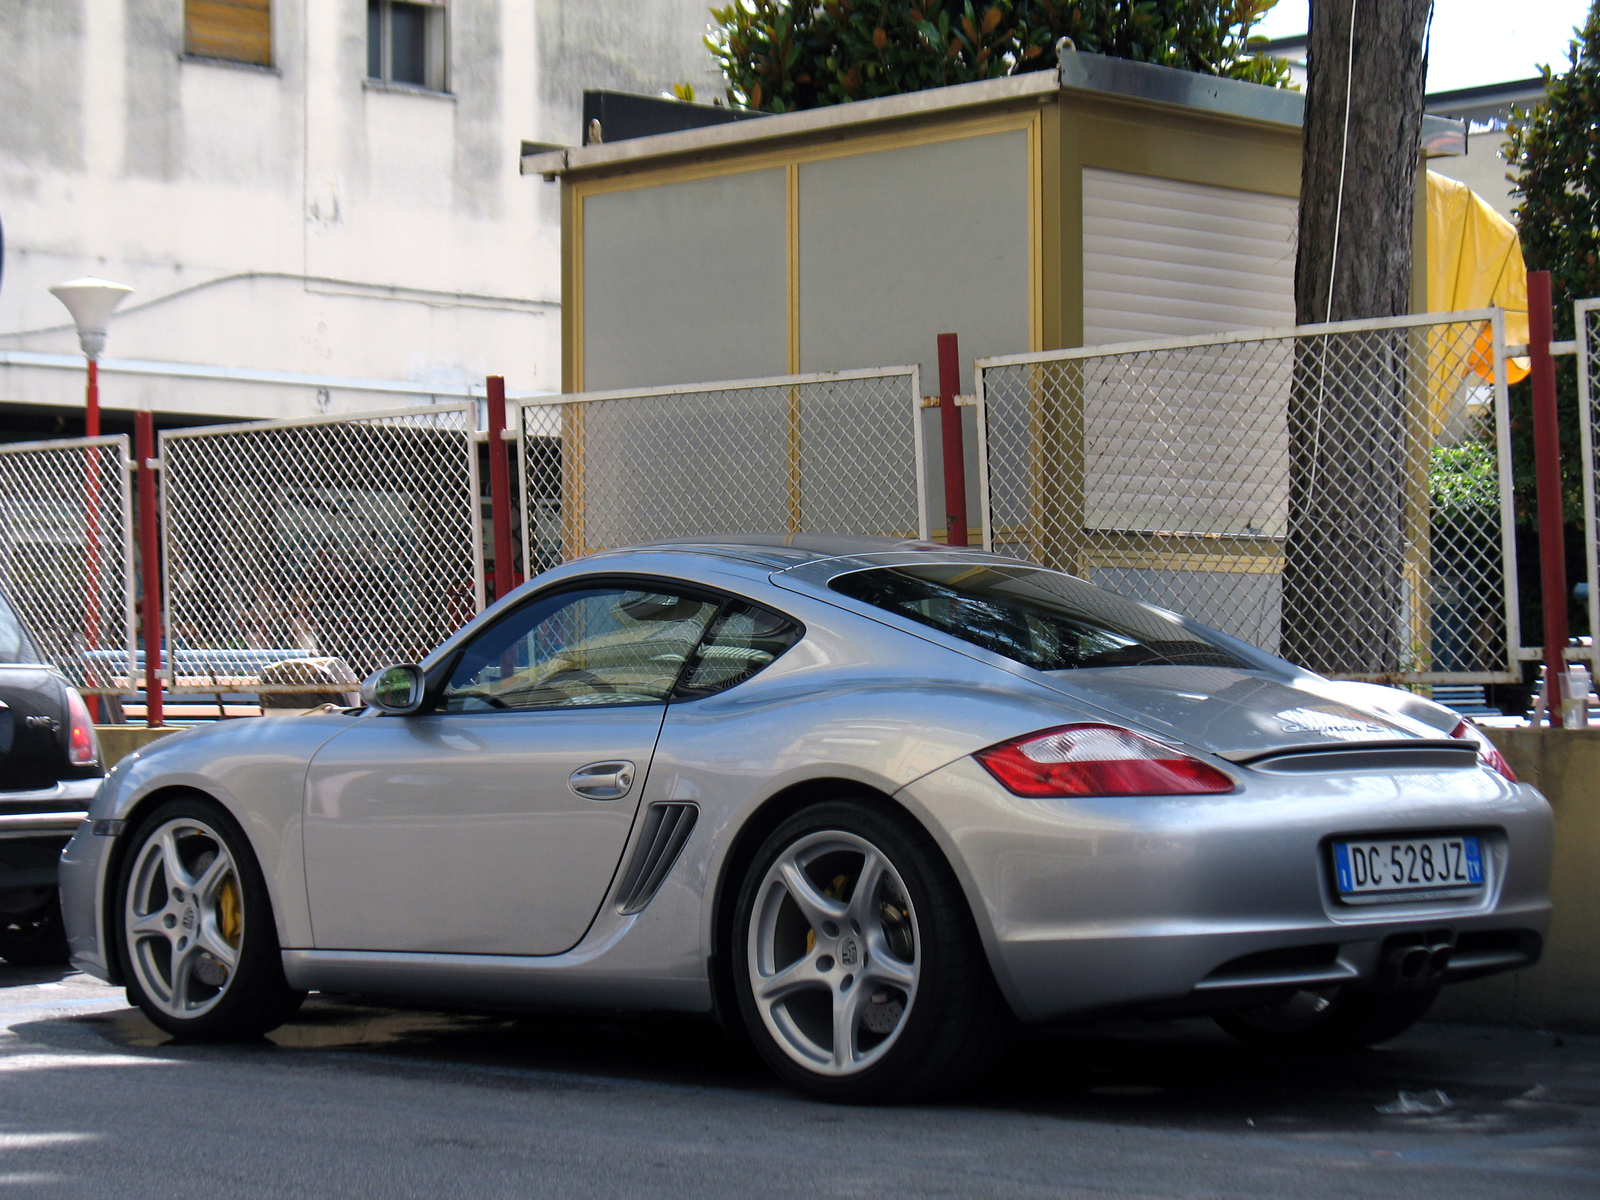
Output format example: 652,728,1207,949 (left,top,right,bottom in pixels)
158,405,483,692
513,367,926,571
975,311,1519,683
1577,298,1600,679
0,435,136,694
